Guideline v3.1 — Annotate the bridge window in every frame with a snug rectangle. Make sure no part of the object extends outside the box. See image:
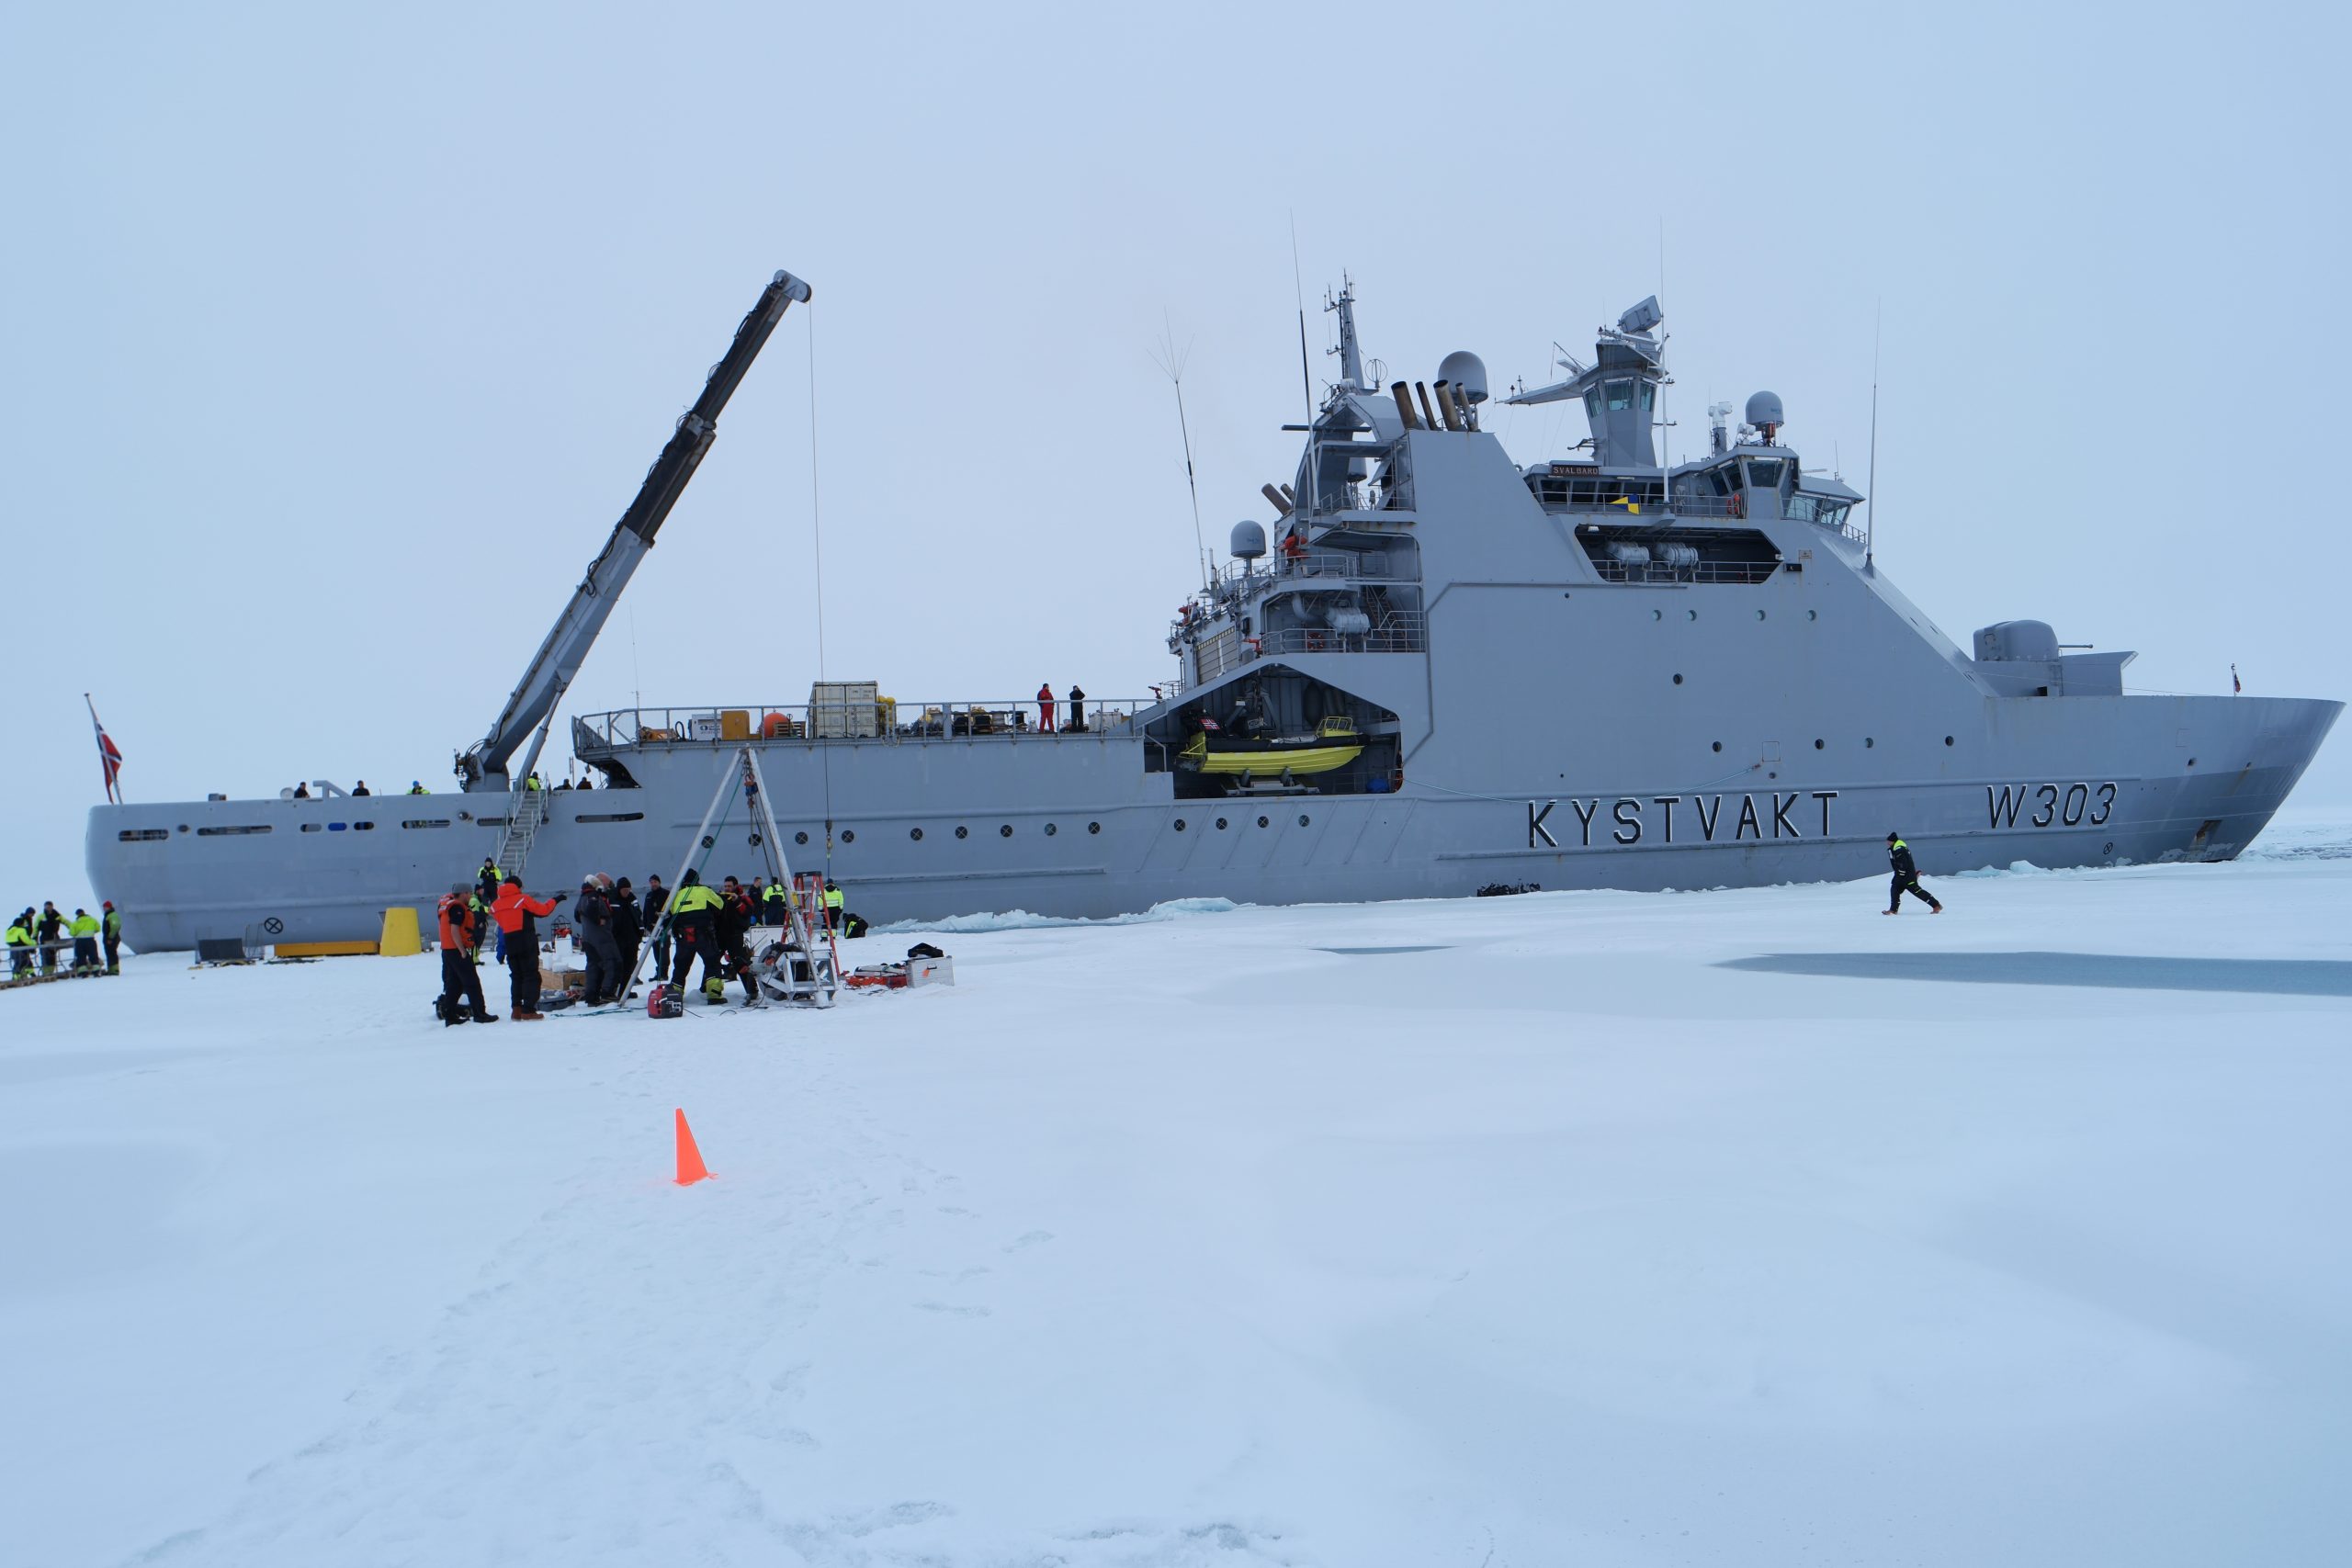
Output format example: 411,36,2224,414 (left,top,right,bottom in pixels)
1746,458,1785,490
1604,379,1635,412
